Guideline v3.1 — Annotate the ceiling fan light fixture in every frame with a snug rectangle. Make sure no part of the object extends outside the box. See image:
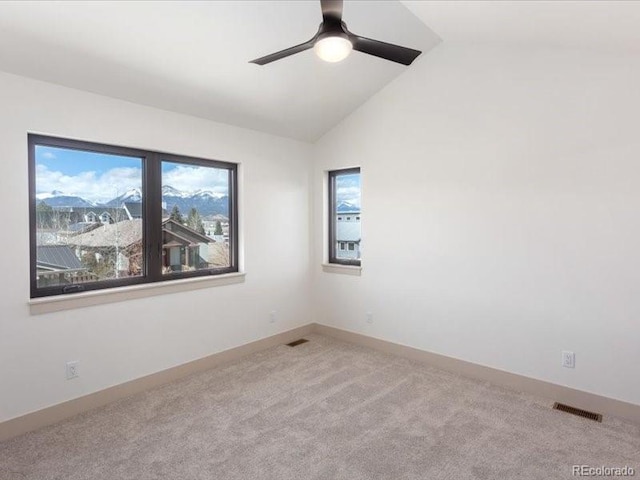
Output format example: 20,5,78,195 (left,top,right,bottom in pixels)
314,35,352,63
249,0,422,66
